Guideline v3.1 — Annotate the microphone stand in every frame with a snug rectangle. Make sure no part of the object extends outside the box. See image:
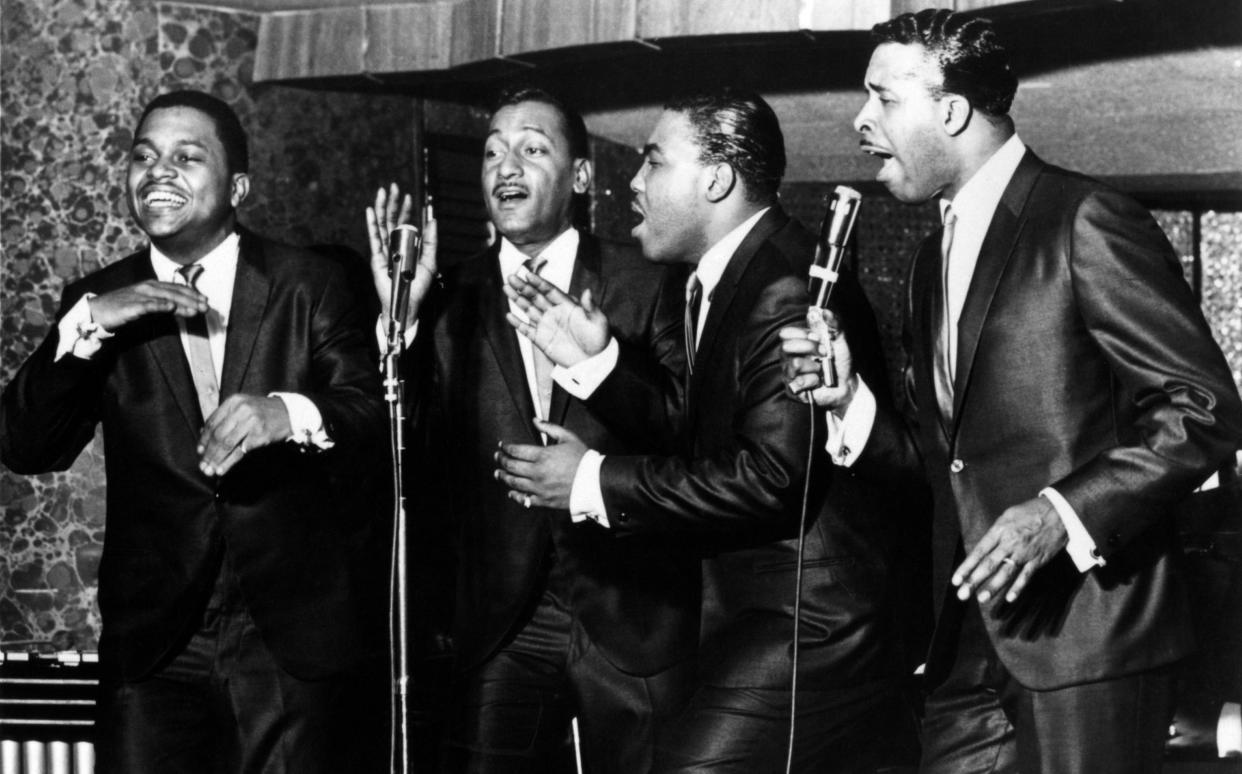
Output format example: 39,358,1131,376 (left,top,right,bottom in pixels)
386,272,413,774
